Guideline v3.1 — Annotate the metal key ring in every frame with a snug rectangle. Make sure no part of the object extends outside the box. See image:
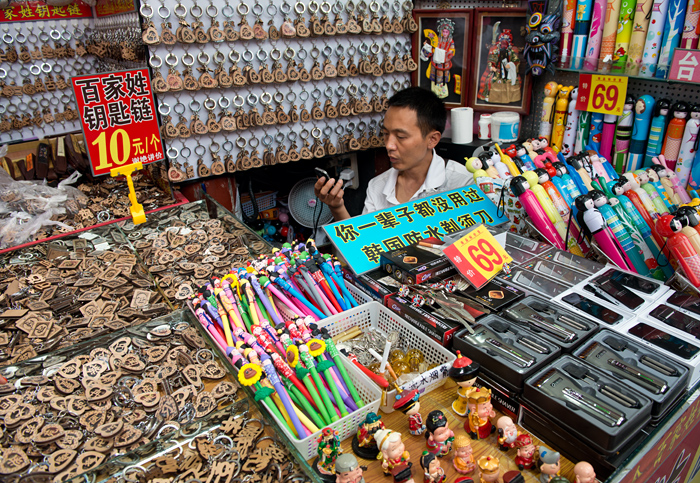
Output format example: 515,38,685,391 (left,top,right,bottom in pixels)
323,45,333,57
2,33,12,43
246,93,259,106
7,104,17,114
260,92,272,104
403,79,411,88
310,46,320,59
190,100,201,112
270,49,281,62
18,101,28,113
238,3,250,15
159,4,171,17
346,0,355,13
140,3,154,18
267,3,278,16
294,1,306,14
262,134,273,146
28,100,38,110
236,136,247,148
311,127,321,139
159,103,171,115
283,47,295,60
222,1,235,17
210,142,220,153
190,3,203,18
335,124,344,135
194,144,206,156
50,29,61,40
148,53,163,67
229,50,241,63
0,105,6,115
311,88,321,100
257,50,268,62
347,84,358,96
288,131,297,141
15,32,27,44
286,91,297,102
370,83,379,93
321,1,331,13
347,121,356,132
382,42,391,53
336,85,346,97
299,89,309,102
204,97,216,110
392,80,402,91
60,94,71,104
182,53,195,66
223,139,234,151
323,126,332,137
370,43,380,55
174,2,187,18
249,137,259,148
333,0,343,13
167,147,179,159
242,50,254,62
207,4,218,17
181,146,192,157
233,95,244,107
165,53,178,67
40,98,49,108
357,120,367,131
299,129,310,140
41,62,52,73
27,33,38,43
53,64,63,74
324,86,333,98
252,2,264,16
219,97,231,109
297,48,307,60
64,63,74,74
39,31,49,42
174,102,186,115
358,43,369,55
308,0,319,13
49,96,59,106
197,52,210,65
369,0,380,12
213,51,225,64
274,91,284,103
275,132,285,143
29,65,41,76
